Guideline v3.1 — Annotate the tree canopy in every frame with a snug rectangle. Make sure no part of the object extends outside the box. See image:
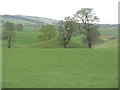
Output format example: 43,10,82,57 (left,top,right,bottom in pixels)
2,22,15,48
38,24,57,41
58,17,77,48
74,8,100,48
